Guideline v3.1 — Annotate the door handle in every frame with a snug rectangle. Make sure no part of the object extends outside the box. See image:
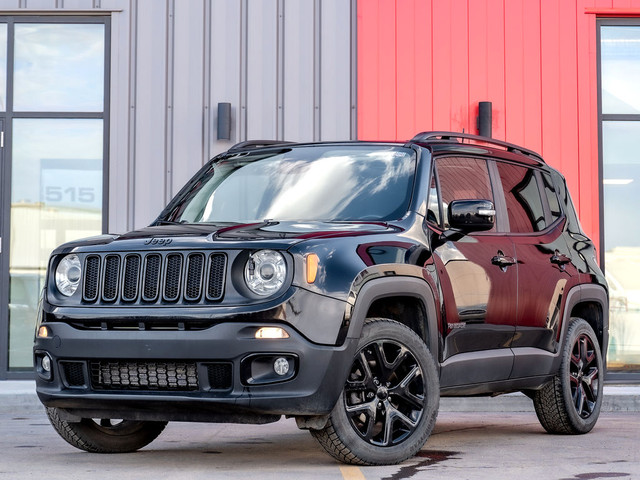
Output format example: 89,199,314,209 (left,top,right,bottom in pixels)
491,251,516,271
550,250,571,267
